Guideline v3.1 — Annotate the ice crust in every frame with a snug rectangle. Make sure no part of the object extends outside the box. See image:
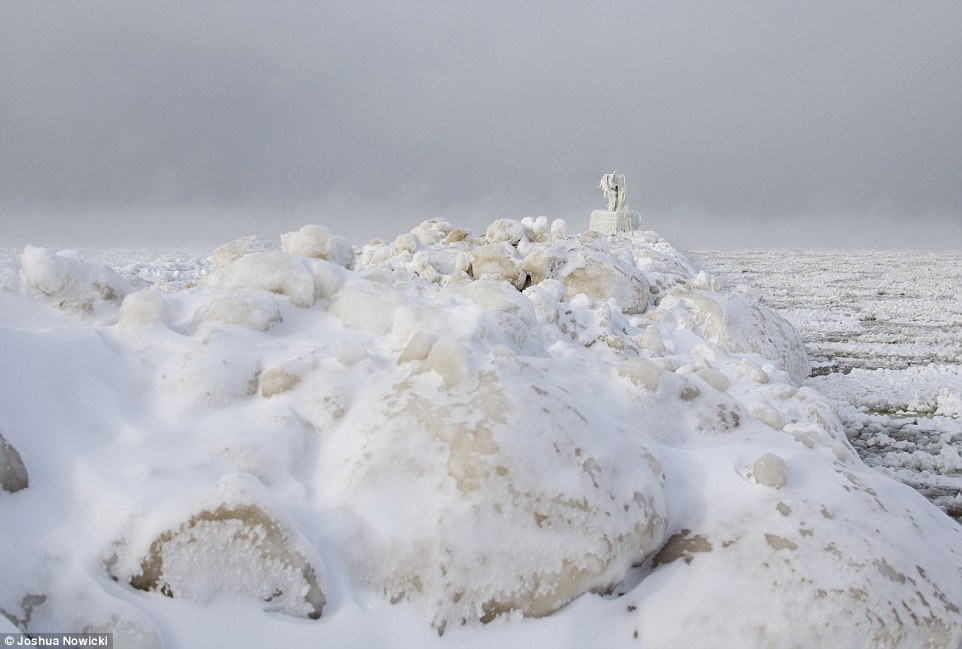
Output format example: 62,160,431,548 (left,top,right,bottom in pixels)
0,219,960,648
